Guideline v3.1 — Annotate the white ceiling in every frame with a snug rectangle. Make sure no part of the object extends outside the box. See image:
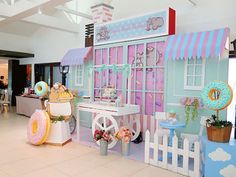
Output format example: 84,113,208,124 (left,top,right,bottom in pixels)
0,21,39,36
0,0,196,36
0,0,97,35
